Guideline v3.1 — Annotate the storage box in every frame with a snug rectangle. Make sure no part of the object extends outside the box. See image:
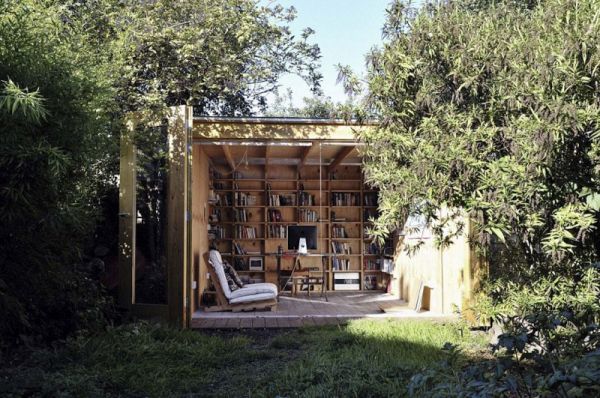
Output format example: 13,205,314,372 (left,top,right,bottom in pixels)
333,272,360,290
